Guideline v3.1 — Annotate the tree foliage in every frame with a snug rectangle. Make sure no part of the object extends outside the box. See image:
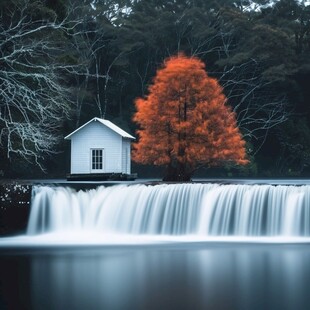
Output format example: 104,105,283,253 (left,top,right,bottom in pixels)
133,54,248,181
